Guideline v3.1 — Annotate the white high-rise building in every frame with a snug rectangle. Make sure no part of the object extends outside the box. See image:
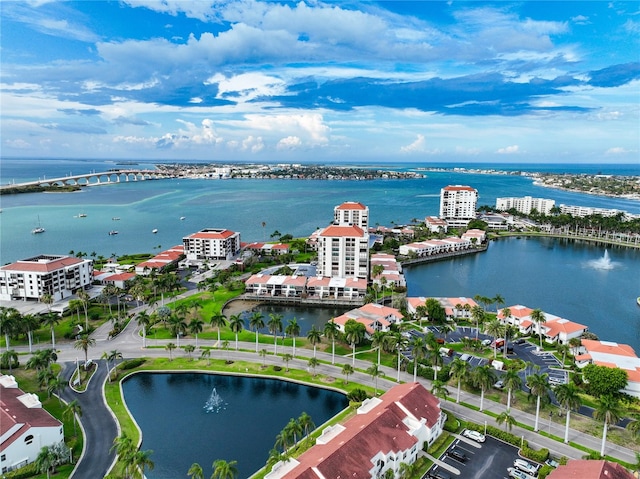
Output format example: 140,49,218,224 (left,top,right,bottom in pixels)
317,202,370,279
0,254,93,302
333,201,369,229
496,196,555,215
439,185,478,224
183,228,241,262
